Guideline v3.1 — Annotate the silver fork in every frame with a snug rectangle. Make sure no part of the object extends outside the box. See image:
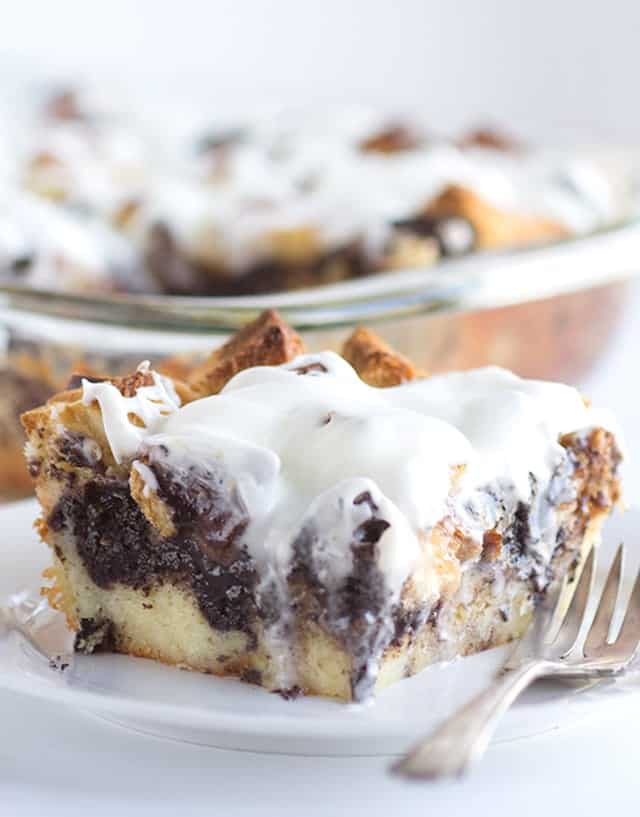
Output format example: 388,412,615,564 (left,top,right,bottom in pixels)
392,544,640,780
